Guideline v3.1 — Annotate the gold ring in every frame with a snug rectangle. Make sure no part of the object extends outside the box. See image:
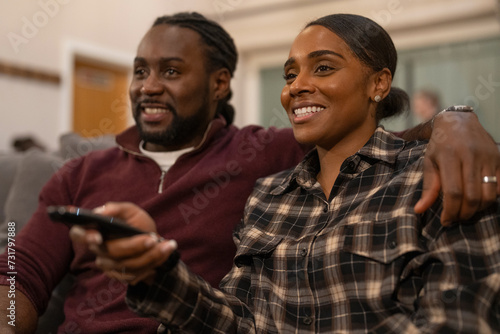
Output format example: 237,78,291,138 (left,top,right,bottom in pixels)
482,176,497,183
